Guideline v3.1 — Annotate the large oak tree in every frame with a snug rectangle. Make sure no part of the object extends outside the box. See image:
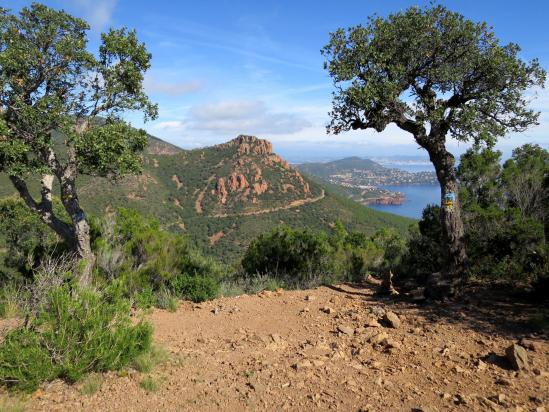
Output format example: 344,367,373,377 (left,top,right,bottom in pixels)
0,3,157,286
322,5,545,292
